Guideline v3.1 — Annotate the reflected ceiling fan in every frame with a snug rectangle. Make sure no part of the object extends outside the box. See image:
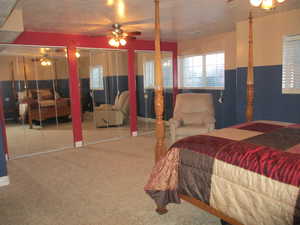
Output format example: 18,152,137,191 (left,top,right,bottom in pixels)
107,23,141,47
227,0,287,10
